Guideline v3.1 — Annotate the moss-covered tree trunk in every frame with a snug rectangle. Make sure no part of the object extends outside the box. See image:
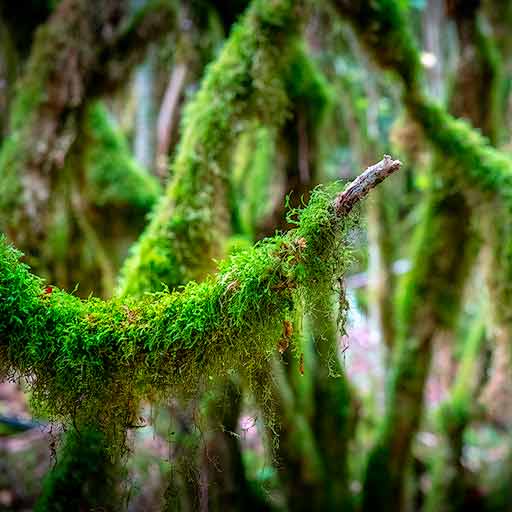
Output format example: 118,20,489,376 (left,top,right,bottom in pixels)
333,0,508,509
0,0,173,297
117,1,307,509
423,3,504,509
